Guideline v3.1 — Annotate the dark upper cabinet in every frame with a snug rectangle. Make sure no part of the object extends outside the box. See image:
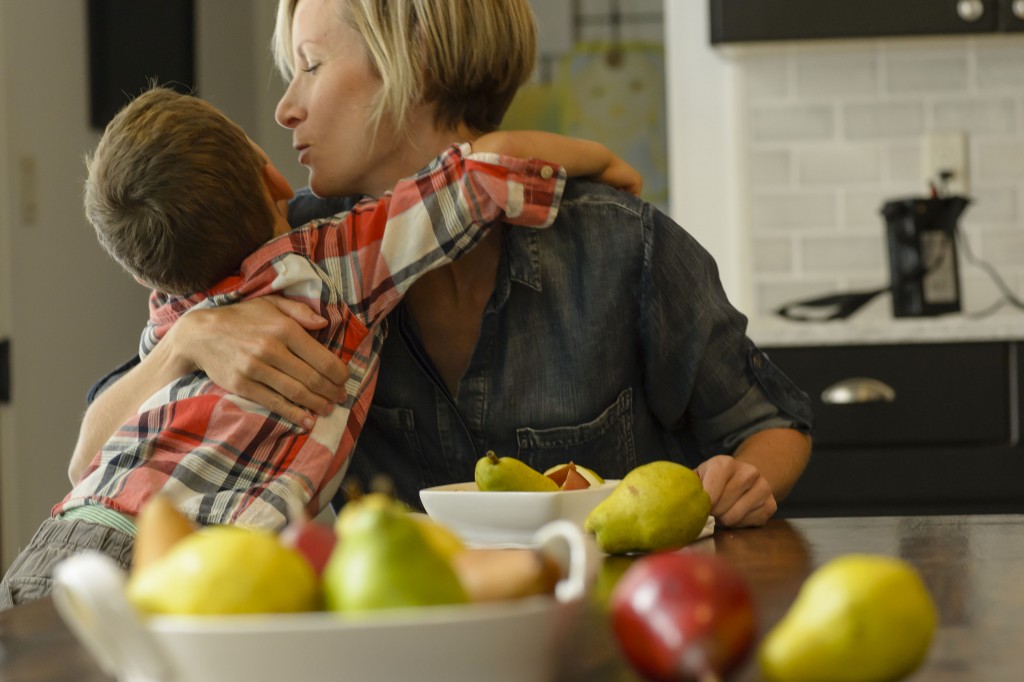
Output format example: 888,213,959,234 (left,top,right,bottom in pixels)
710,0,1024,45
